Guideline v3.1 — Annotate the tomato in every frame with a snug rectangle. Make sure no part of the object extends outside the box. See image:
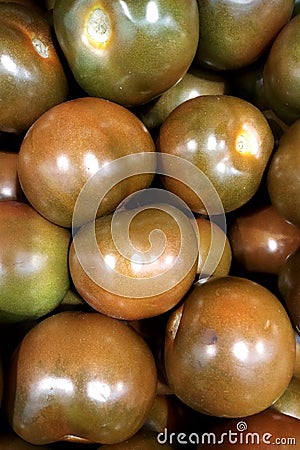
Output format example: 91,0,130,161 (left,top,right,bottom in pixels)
17,97,155,228
267,119,300,227
0,3,67,134
53,0,199,106
0,201,70,322
195,0,294,70
165,276,295,418
264,15,300,124
158,95,274,214
6,311,157,445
